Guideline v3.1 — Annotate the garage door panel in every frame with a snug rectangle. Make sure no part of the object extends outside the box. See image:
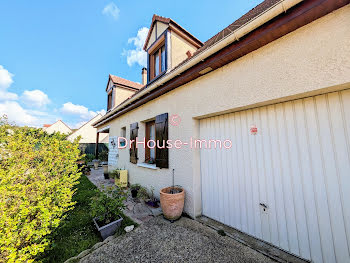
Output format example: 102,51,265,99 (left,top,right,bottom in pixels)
303,97,337,263
285,101,311,260
315,94,350,263
240,111,255,236
200,90,350,263
225,114,233,227
329,91,350,254
221,115,230,226
266,104,291,251
200,118,209,216
231,114,242,228
293,99,324,263
247,109,263,239
216,116,225,224
275,103,300,255
234,112,247,233
253,108,270,242
259,107,280,246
